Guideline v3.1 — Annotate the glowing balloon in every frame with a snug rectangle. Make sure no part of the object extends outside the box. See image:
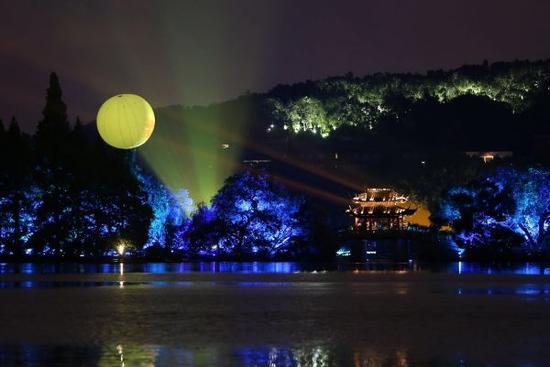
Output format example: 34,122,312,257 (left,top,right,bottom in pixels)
96,94,155,149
